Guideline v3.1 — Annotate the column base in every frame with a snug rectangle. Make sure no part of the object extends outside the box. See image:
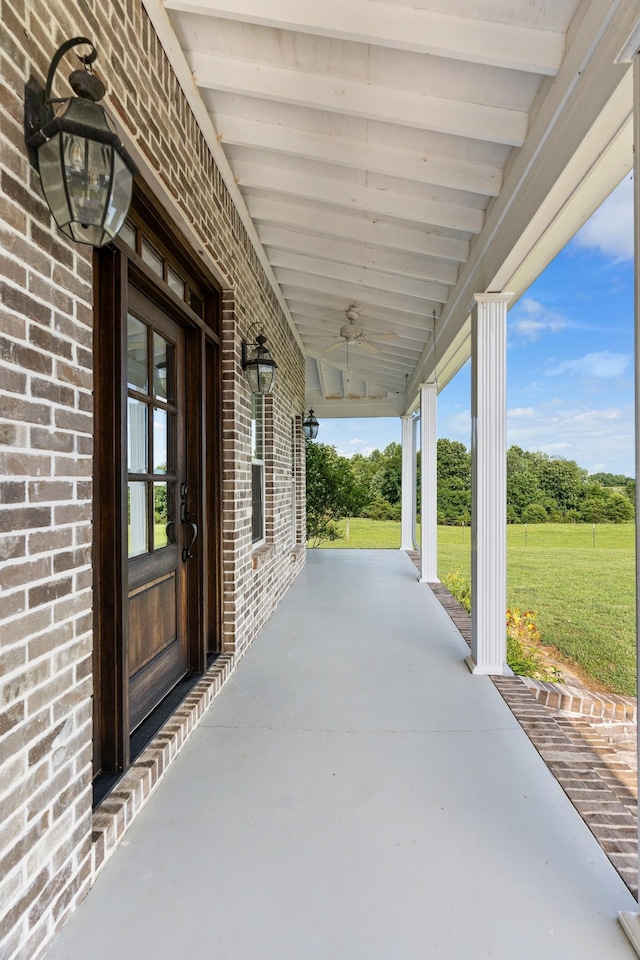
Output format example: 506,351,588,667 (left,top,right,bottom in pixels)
619,913,640,955
465,654,514,677
418,576,440,584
